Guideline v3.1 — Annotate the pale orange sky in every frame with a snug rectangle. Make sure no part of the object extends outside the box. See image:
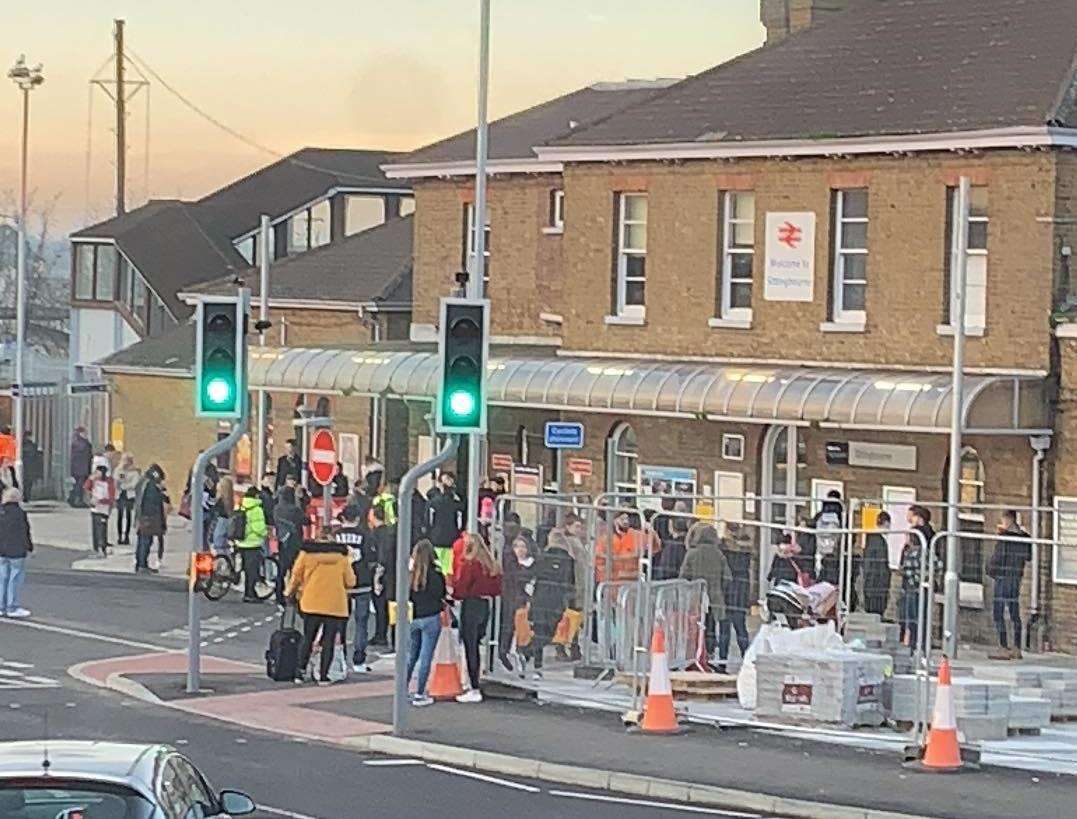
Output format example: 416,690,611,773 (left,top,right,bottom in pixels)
0,1,764,234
